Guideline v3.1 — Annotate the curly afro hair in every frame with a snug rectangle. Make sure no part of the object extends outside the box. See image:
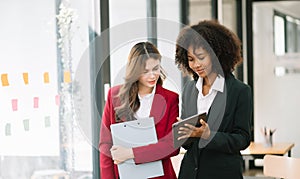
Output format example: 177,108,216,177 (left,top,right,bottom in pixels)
175,20,242,81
